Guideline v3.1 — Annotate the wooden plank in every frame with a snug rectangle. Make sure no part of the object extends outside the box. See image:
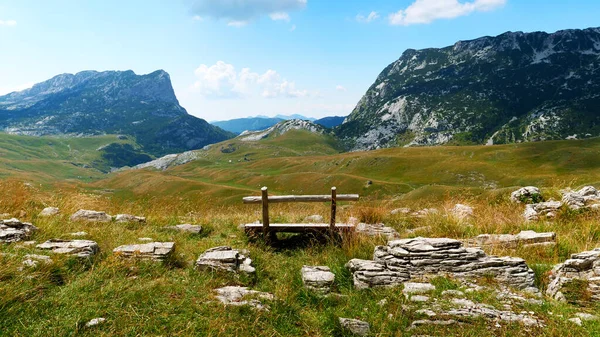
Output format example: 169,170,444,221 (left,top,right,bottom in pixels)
244,223,354,233
261,186,270,241
242,194,359,204
330,187,336,231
